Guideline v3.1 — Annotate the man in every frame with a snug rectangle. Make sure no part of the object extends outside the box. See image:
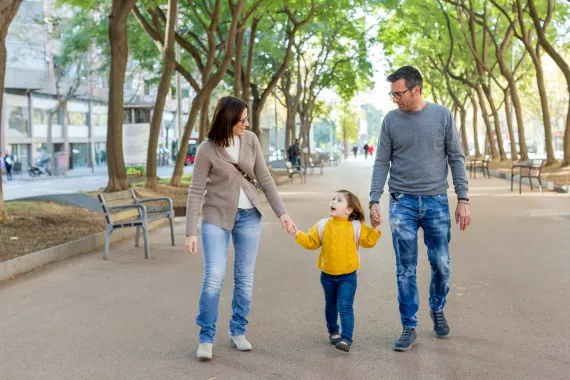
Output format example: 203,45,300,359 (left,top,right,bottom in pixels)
363,142,369,159
369,66,471,352
287,139,301,168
